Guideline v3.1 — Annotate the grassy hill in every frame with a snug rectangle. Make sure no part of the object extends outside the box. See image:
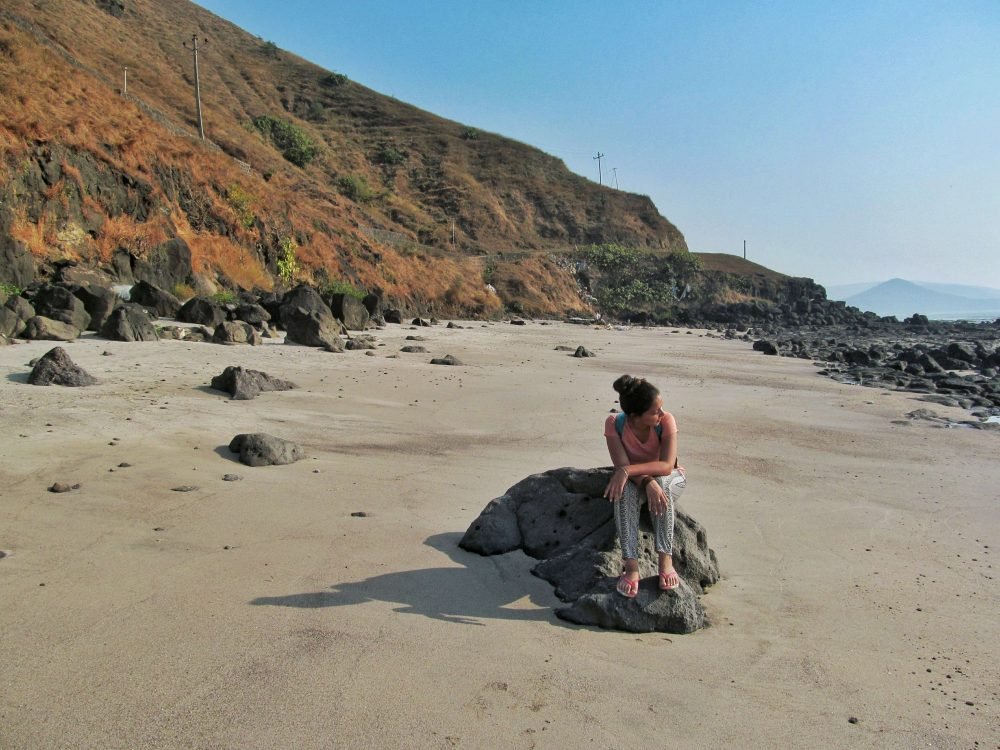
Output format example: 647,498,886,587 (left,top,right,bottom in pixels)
0,0,688,316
